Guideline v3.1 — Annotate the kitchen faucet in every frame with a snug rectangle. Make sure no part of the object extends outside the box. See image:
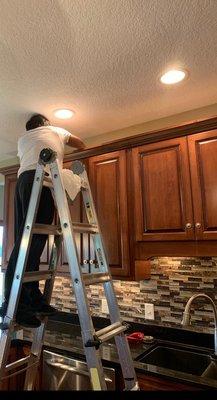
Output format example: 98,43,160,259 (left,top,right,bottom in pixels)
182,293,217,356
